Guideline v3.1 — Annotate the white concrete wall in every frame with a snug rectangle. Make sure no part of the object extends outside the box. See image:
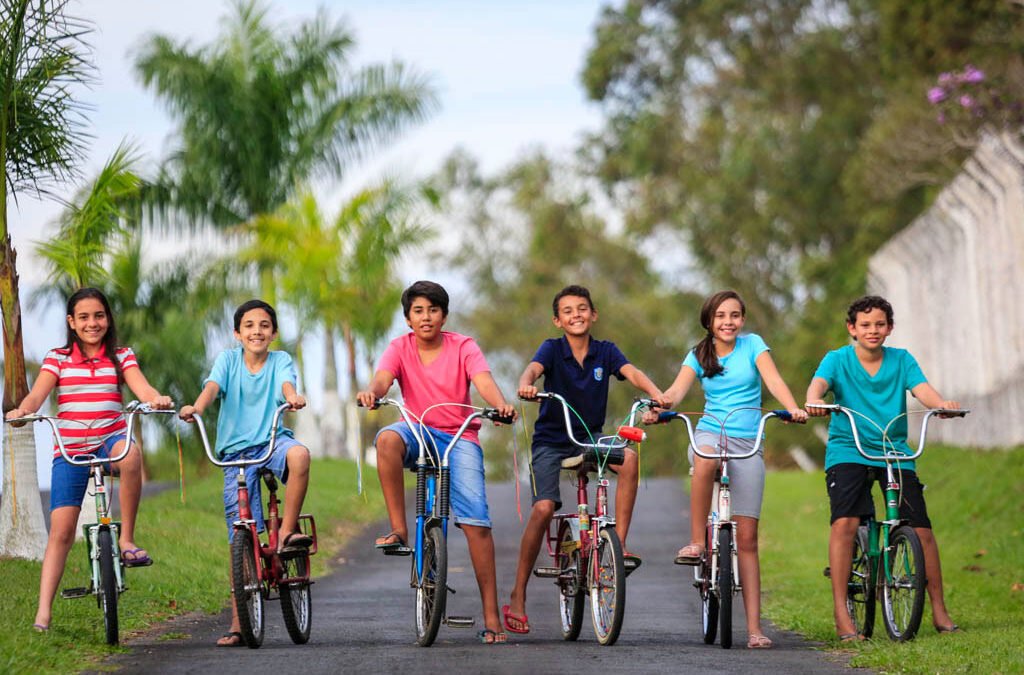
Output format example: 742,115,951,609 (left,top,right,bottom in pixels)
868,130,1024,448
